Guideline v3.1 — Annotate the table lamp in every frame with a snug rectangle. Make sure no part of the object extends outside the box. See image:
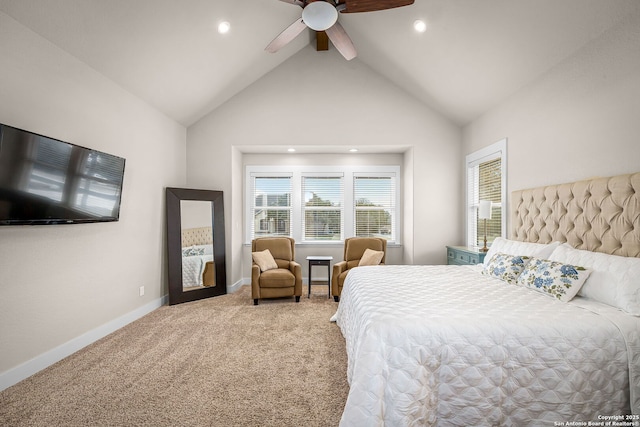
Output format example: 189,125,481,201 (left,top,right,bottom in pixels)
478,200,492,252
